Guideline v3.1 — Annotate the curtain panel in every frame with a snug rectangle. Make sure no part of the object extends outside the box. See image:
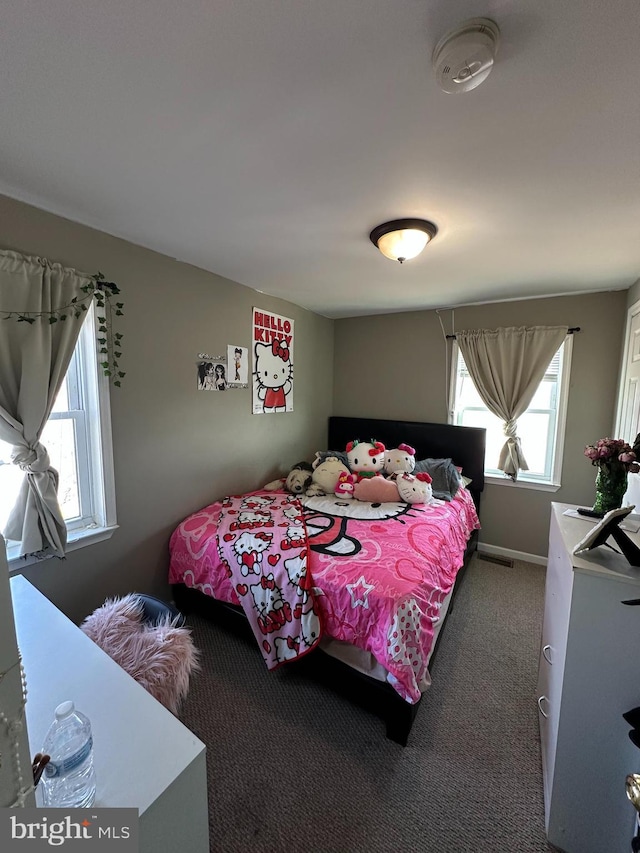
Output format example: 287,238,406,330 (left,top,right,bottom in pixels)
456,325,568,480
0,250,92,557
